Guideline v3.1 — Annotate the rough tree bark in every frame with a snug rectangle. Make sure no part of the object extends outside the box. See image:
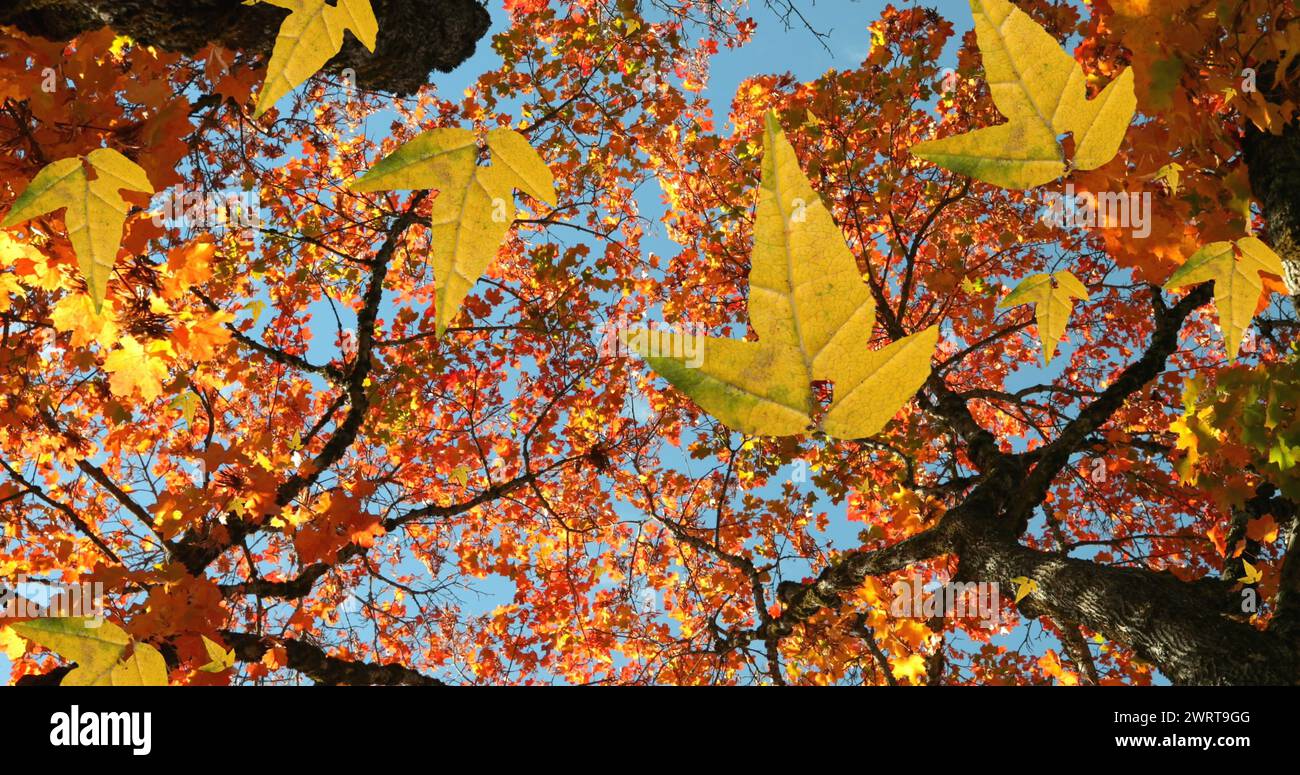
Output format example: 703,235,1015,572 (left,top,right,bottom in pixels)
0,0,491,95
1241,60,1300,309
1244,124,1300,309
